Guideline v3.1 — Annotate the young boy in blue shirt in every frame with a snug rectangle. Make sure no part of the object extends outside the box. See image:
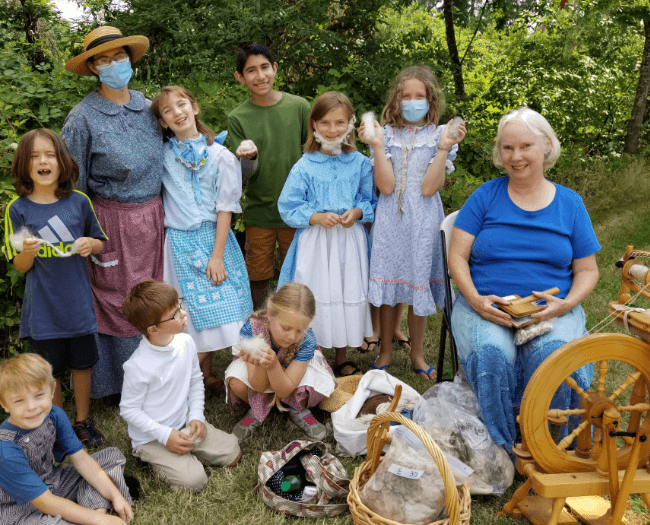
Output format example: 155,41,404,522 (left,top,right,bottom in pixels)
0,353,133,525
